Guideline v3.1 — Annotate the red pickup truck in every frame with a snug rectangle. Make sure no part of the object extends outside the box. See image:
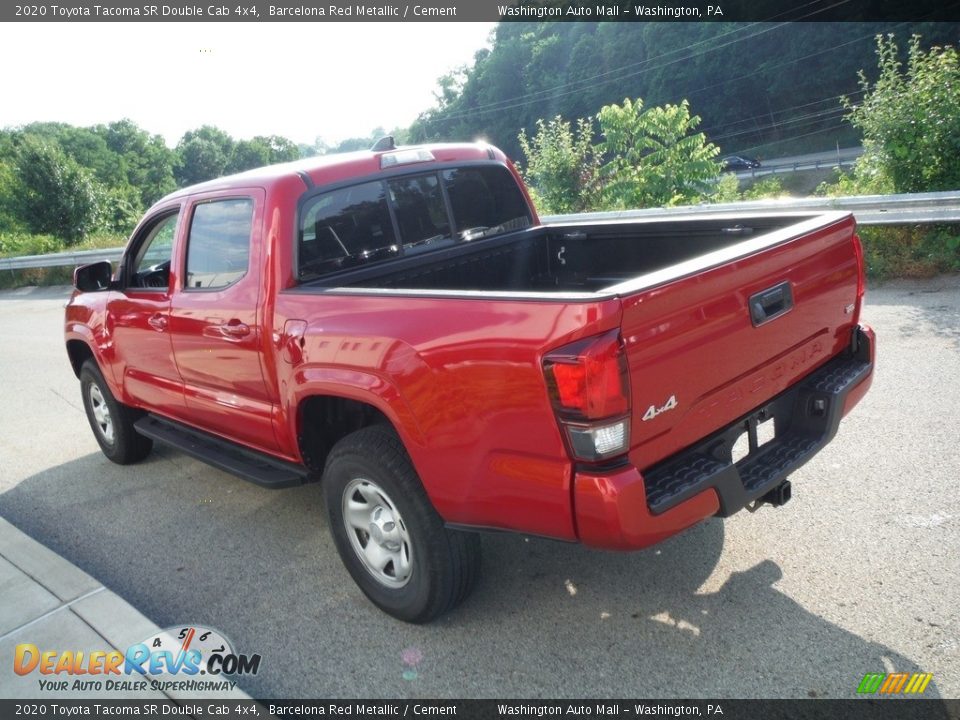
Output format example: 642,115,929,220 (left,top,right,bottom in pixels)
65,141,874,622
